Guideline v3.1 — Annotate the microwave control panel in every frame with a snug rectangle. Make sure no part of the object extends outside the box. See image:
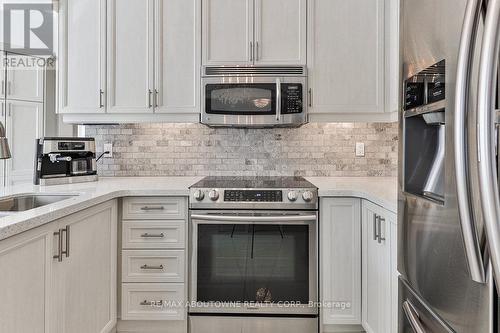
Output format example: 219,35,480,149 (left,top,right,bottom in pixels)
281,84,303,114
